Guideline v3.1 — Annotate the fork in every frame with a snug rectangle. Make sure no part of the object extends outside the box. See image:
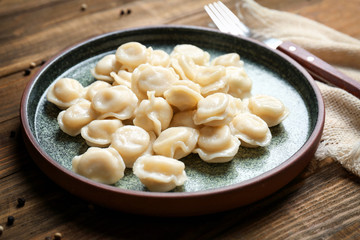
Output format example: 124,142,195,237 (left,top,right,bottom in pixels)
205,1,360,98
